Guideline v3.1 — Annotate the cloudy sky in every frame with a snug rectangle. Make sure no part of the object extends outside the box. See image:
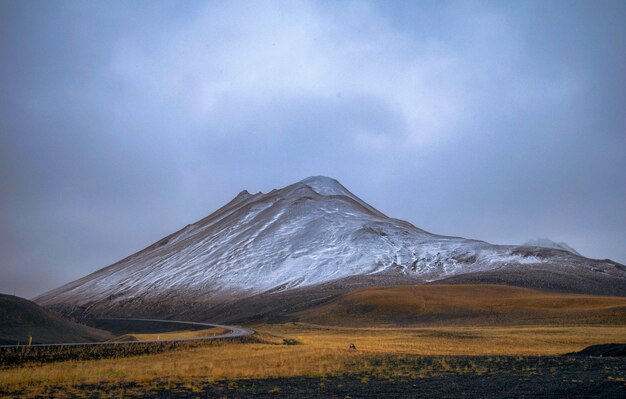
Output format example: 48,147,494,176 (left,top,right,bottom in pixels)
1,0,624,298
